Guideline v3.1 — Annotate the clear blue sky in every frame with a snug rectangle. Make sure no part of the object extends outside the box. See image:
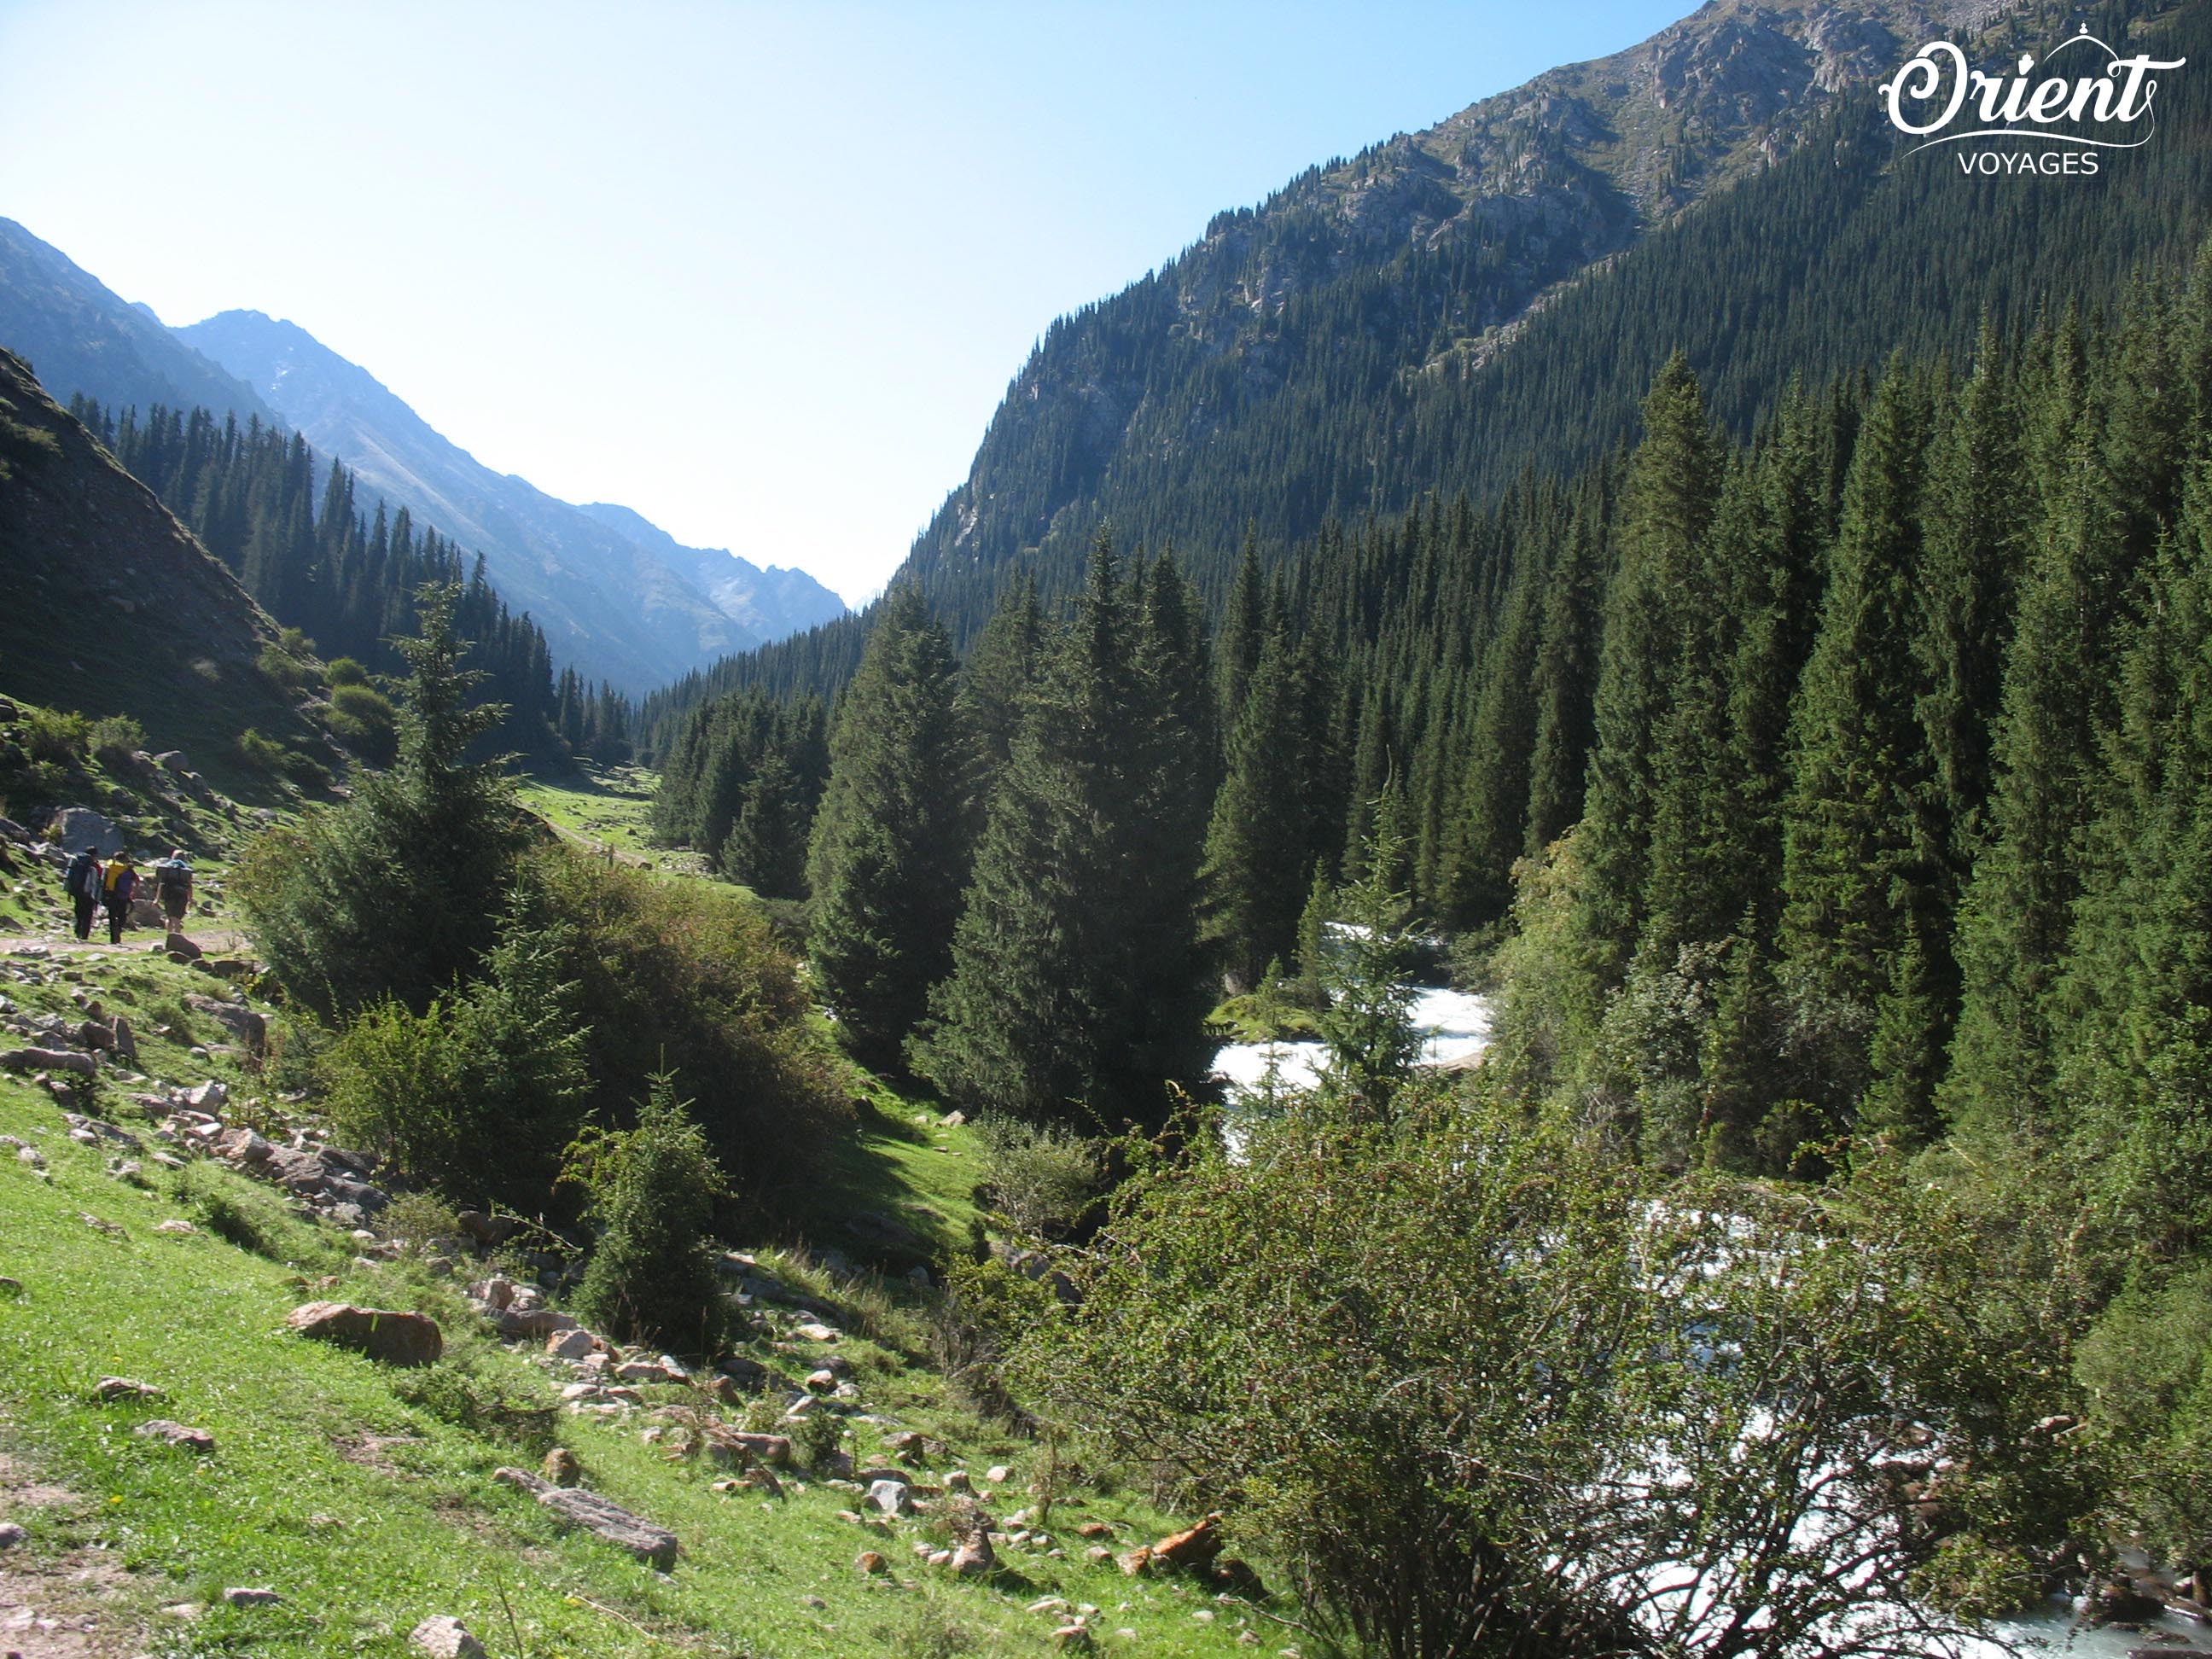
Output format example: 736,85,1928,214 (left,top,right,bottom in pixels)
0,1,1691,605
